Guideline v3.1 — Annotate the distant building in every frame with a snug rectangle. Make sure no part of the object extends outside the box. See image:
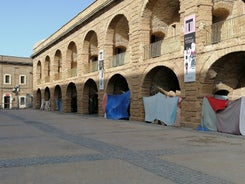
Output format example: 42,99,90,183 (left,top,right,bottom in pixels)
0,55,33,109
